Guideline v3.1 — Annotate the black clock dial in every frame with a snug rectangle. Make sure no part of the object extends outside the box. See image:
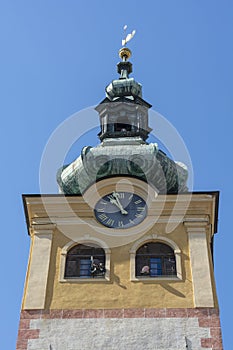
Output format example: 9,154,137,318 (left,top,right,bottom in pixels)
94,192,147,229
